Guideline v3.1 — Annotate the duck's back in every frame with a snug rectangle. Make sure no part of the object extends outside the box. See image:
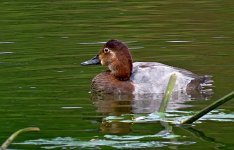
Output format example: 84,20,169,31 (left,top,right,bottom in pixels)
131,62,212,94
